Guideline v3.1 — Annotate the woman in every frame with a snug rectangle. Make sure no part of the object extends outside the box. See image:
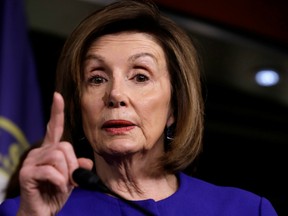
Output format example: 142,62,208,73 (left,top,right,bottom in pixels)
0,0,277,215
